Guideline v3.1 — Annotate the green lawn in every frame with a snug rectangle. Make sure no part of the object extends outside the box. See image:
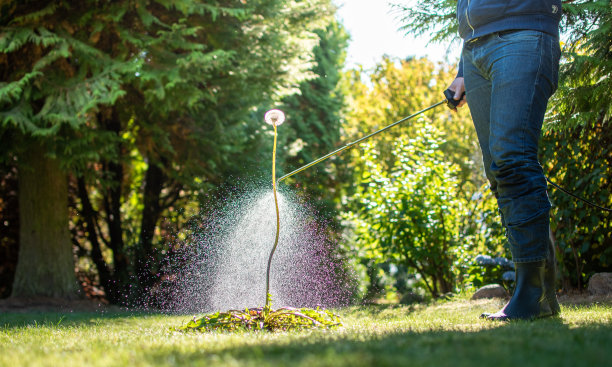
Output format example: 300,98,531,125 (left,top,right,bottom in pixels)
1,298,611,367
